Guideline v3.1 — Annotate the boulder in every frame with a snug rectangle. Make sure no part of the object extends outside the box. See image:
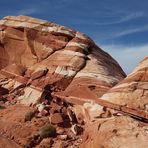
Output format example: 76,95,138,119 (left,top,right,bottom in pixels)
0,86,9,96
50,113,64,124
